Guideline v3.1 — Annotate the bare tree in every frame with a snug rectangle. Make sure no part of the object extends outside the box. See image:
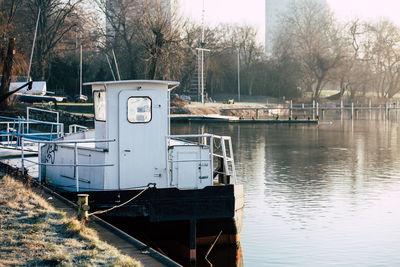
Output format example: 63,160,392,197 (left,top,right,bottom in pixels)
234,25,263,96
96,0,184,80
96,0,140,79
363,19,400,98
24,0,83,80
0,0,23,39
134,0,184,80
275,0,346,100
